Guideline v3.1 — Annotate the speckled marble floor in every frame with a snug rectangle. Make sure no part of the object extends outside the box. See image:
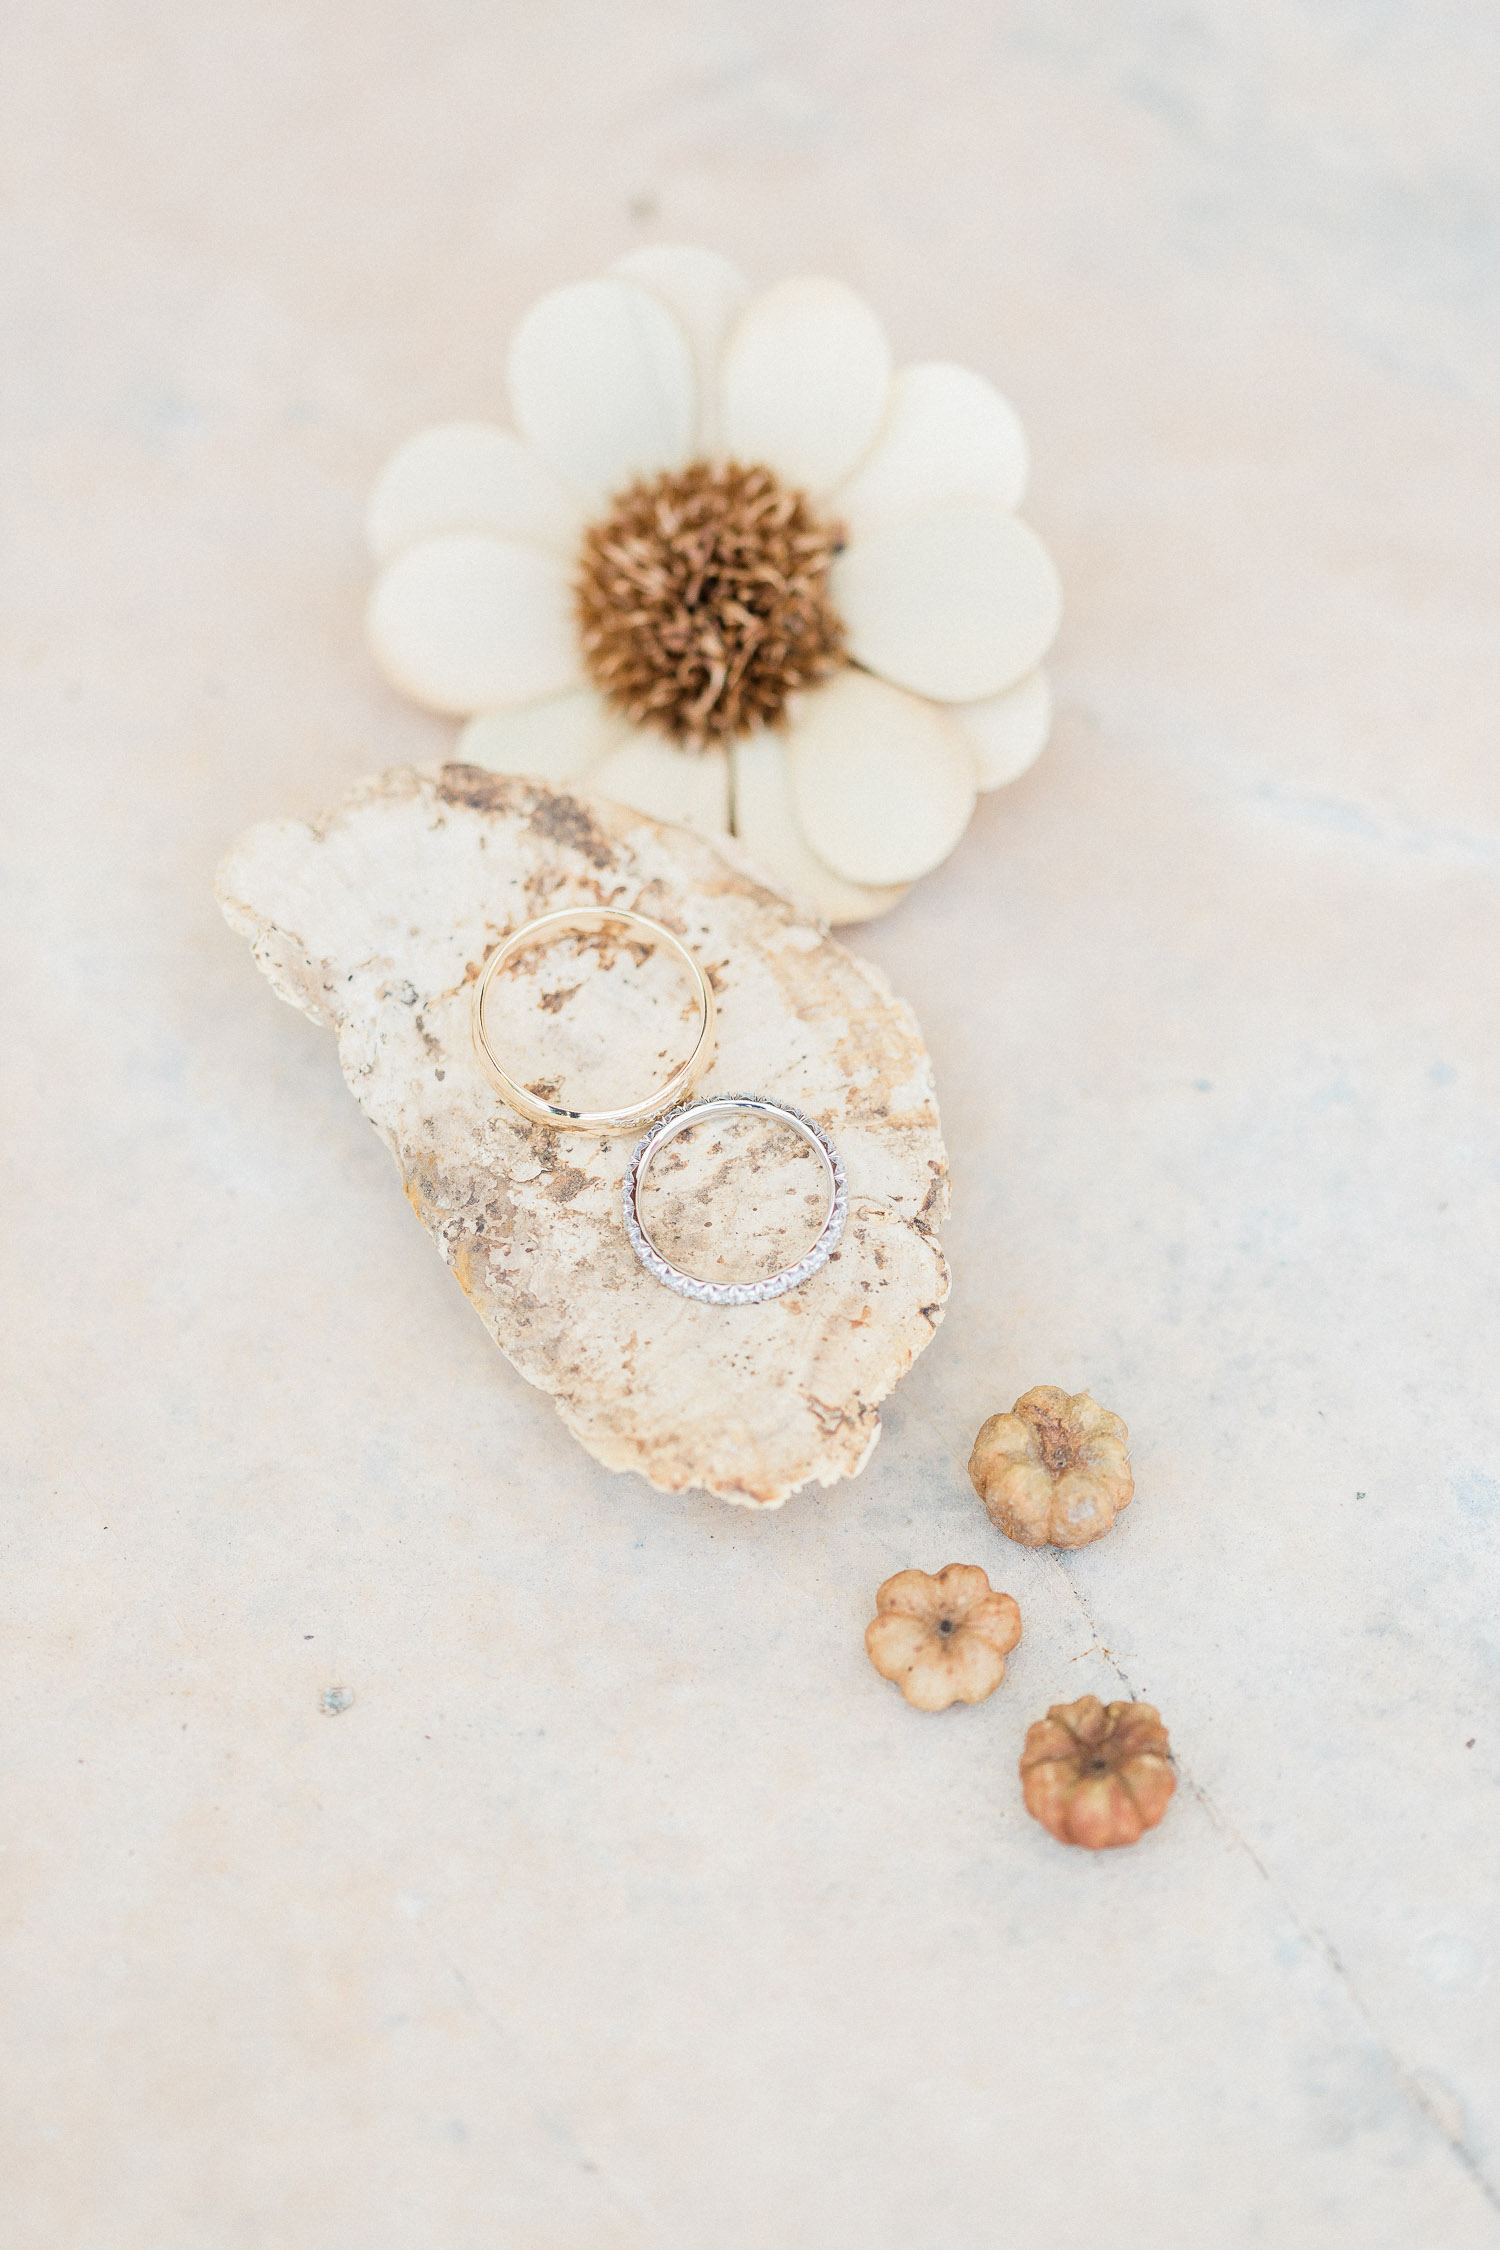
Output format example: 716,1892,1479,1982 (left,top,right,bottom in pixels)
4,5,1498,2244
